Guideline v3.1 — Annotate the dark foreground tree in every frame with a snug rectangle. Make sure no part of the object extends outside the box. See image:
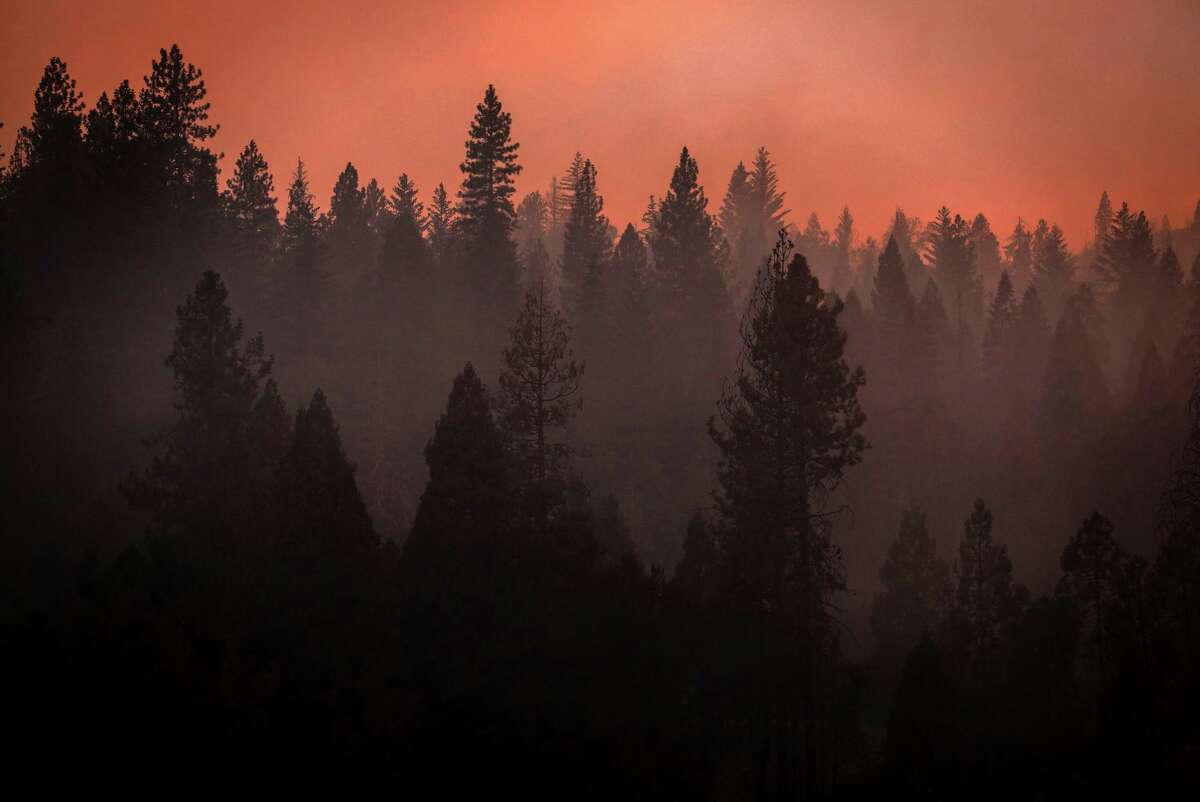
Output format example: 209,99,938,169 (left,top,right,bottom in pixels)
708,230,867,798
